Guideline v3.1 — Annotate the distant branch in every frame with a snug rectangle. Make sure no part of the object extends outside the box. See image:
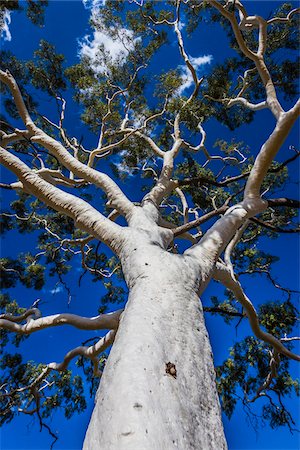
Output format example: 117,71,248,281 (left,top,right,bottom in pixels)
250,217,300,233
267,7,300,25
172,204,228,237
203,306,245,318
176,150,300,189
